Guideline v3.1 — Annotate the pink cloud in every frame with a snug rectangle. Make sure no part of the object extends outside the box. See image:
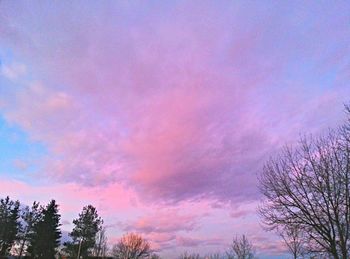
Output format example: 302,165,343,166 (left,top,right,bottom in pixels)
121,210,202,234
229,209,253,219
228,201,257,219
176,236,223,248
1,2,349,208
